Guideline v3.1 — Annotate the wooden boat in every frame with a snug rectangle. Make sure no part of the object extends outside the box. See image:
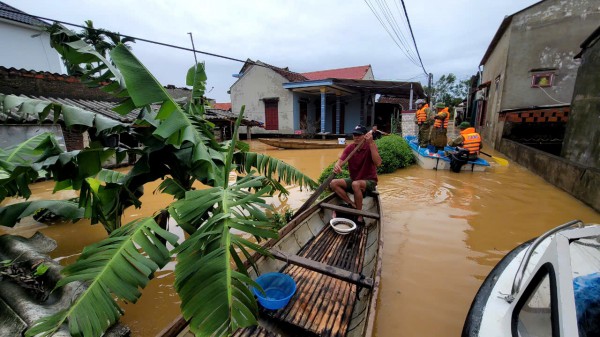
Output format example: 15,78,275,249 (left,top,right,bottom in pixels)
463,220,600,337
159,191,383,337
404,135,490,171
258,138,347,149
